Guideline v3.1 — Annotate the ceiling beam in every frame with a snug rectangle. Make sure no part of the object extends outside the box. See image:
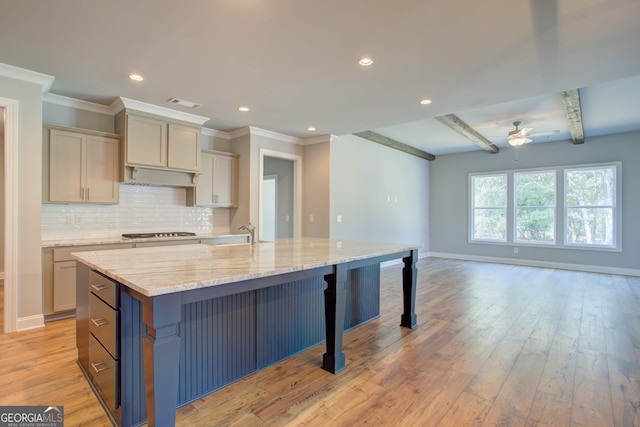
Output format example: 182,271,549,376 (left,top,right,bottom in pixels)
354,131,435,161
435,114,499,153
560,89,584,144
